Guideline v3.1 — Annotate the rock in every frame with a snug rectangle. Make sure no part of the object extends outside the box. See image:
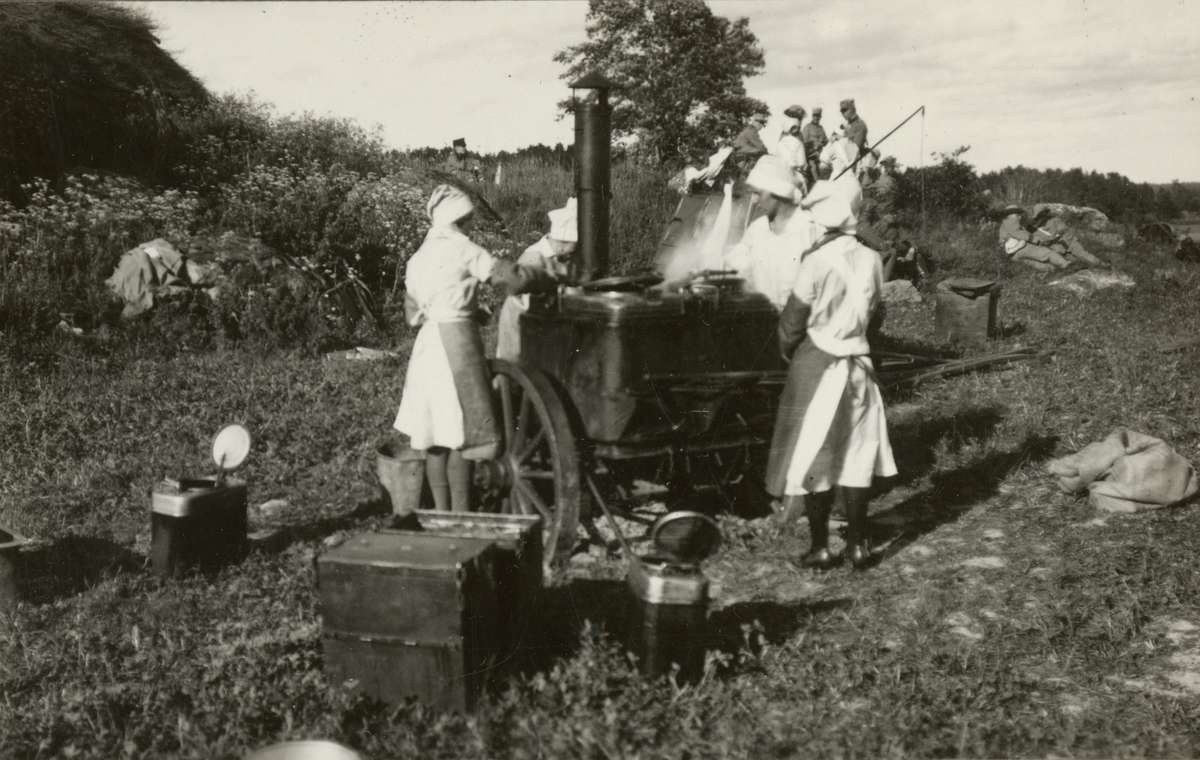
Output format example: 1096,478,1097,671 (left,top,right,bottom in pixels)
881,279,922,303
961,556,1006,569
1048,269,1135,296
1036,202,1110,231
257,499,289,517
1088,232,1125,249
